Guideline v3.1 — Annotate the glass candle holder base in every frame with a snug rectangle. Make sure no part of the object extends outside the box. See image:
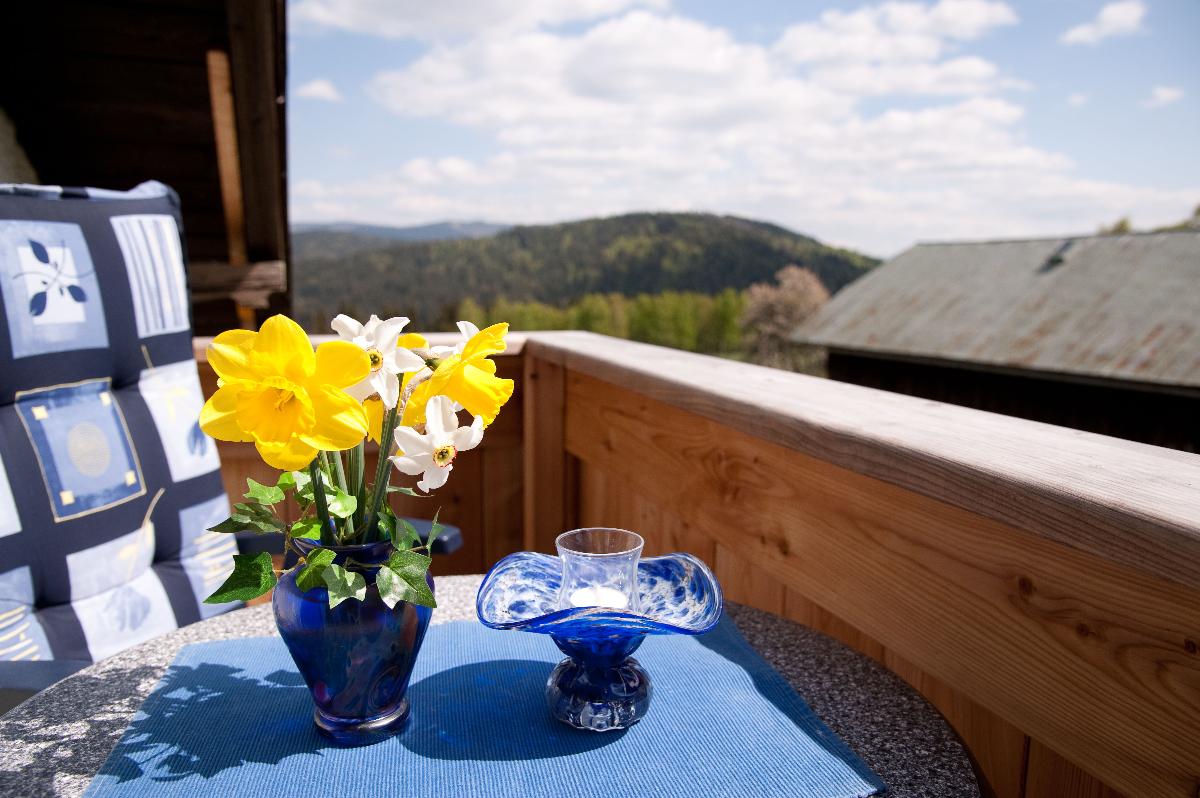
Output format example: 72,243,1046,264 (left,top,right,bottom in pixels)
546,656,651,732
